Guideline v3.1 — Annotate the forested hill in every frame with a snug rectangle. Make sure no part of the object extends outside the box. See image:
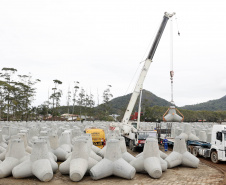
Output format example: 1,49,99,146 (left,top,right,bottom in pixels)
109,89,172,113
180,95,226,111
